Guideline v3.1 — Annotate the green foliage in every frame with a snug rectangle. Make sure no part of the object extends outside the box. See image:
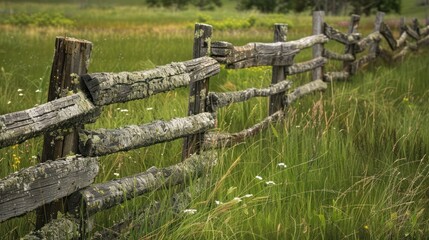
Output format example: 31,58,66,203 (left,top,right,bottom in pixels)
3,12,74,27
